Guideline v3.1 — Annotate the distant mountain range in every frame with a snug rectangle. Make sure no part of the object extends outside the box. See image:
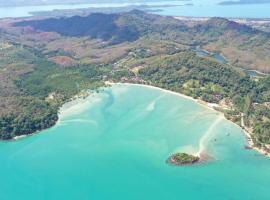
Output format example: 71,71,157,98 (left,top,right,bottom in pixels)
15,10,270,73
15,10,265,45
